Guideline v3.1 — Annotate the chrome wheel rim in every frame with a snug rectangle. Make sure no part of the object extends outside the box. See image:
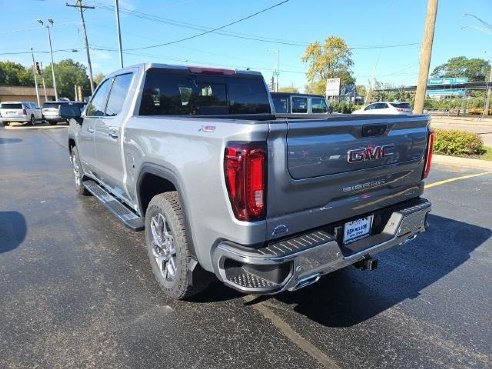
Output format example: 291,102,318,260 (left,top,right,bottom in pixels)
71,152,81,188
150,213,177,282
